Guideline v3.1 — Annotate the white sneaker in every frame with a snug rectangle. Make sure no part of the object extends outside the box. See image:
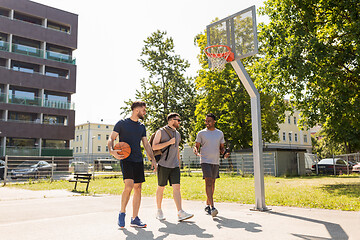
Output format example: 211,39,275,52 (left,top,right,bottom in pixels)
178,210,194,222
156,209,165,220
